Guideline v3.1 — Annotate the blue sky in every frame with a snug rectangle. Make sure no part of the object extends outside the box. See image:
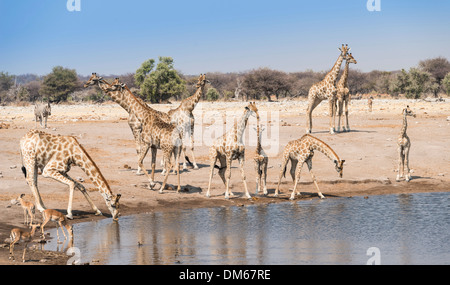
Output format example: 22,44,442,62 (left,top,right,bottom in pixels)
1,0,449,76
